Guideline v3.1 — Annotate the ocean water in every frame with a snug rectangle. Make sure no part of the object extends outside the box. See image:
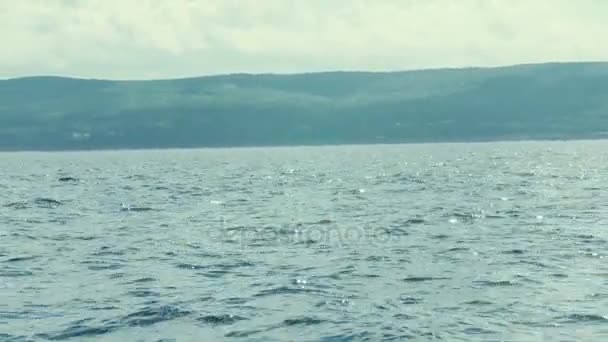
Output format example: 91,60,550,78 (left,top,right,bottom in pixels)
1,141,608,341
